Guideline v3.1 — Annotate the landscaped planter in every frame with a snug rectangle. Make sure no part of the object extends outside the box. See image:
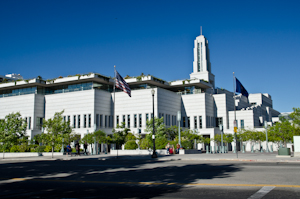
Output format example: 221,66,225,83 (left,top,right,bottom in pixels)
278,147,291,156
